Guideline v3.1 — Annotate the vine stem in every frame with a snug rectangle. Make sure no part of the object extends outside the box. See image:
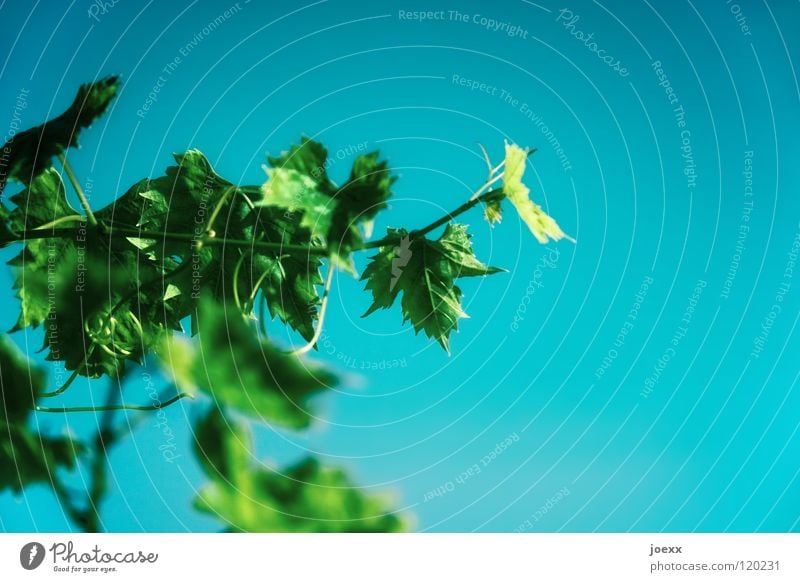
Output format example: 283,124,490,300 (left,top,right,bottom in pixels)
39,344,100,398
35,391,193,414
361,188,505,250
34,214,86,230
0,188,505,255
111,227,330,256
58,153,97,226
40,364,82,398
204,185,236,234
290,255,335,356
